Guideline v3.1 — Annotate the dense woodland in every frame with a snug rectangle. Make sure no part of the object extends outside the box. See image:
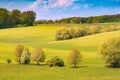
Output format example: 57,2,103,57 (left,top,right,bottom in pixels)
0,8,36,29
35,14,120,24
